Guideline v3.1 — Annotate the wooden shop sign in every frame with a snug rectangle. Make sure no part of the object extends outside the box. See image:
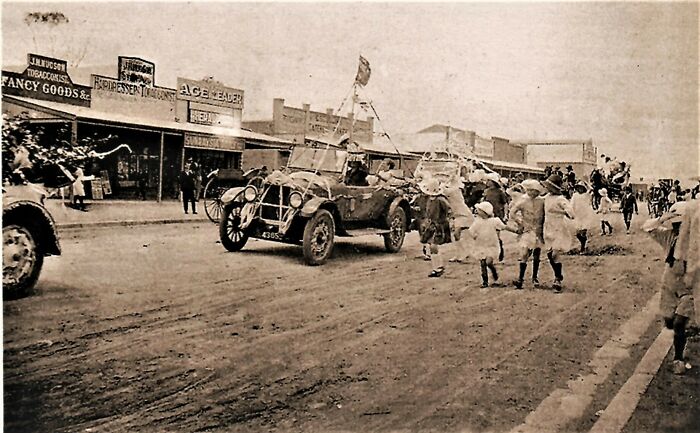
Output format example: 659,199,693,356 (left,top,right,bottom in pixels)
1,53,91,106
